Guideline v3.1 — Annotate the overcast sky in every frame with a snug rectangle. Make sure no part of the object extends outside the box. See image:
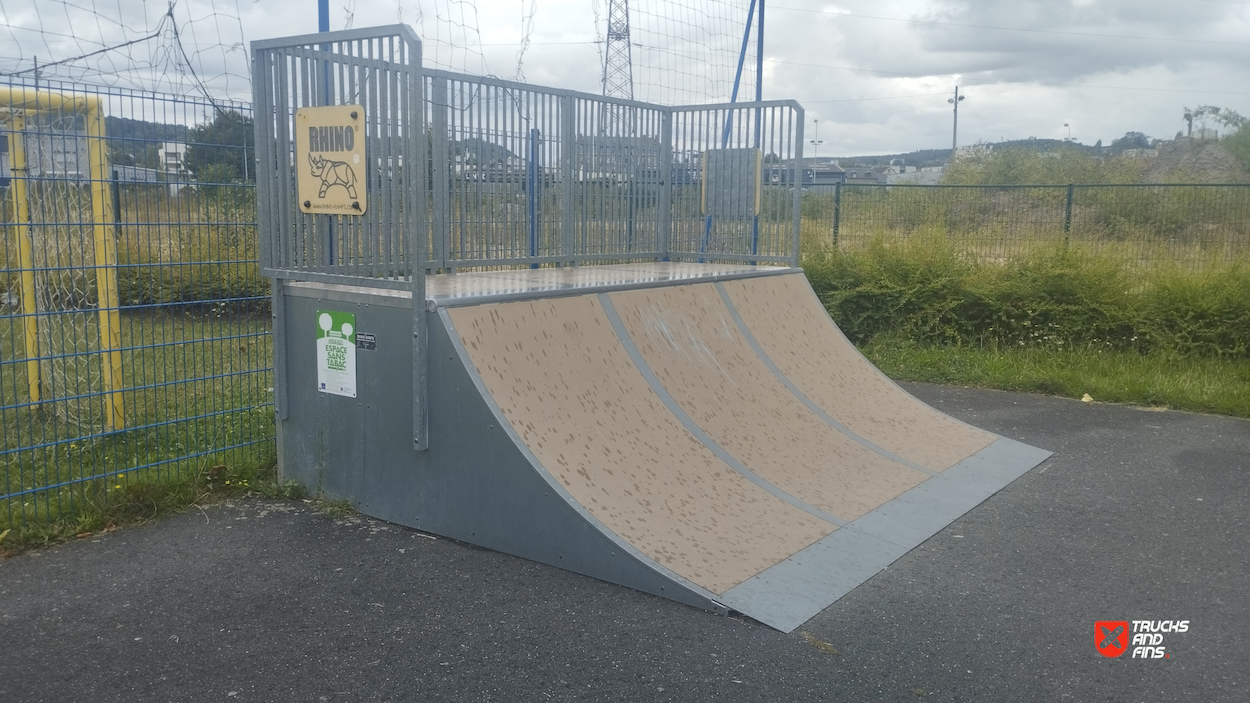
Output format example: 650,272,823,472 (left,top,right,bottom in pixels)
3,0,1248,156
